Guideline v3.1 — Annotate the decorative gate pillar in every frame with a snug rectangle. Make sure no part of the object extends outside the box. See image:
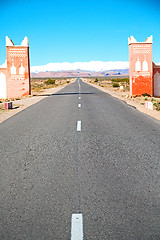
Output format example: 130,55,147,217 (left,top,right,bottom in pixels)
128,36,153,96
6,36,31,99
